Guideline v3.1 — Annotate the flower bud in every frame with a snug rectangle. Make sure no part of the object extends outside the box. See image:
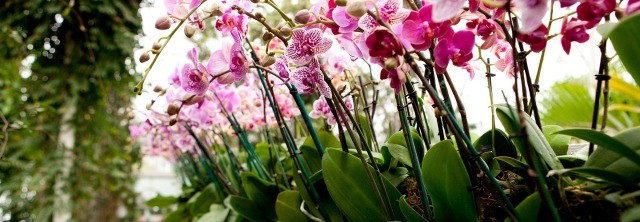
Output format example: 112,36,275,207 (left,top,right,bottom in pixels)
260,55,276,67
384,57,398,70
167,103,180,116
152,42,162,50
615,8,624,20
155,16,172,30
139,52,150,63
153,85,163,92
255,12,265,21
201,1,224,17
295,9,311,24
280,26,292,37
346,0,368,18
146,103,152,110
251,0,260,3
184,24,196,38
262,32,274,41
169,115,178,126
335,0,347,6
